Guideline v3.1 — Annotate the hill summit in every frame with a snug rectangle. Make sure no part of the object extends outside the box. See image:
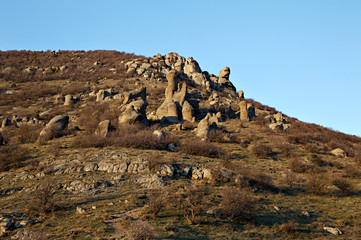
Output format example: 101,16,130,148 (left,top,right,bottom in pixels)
0,50,360,239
